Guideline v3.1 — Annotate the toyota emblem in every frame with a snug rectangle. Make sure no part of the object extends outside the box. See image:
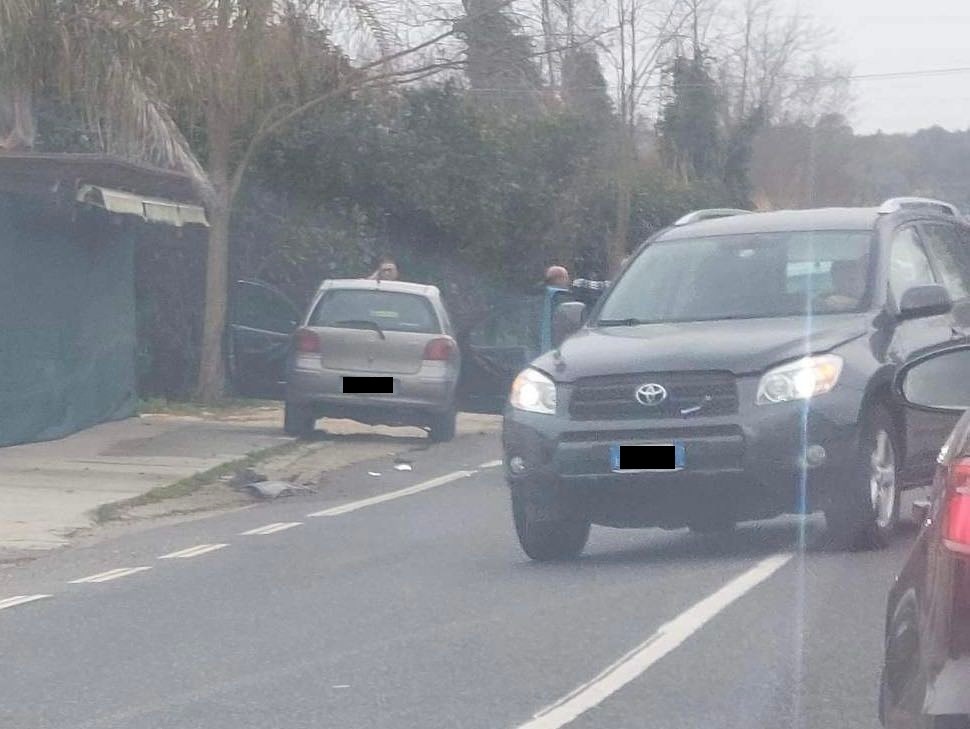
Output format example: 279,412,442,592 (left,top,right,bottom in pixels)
635,383,668,406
